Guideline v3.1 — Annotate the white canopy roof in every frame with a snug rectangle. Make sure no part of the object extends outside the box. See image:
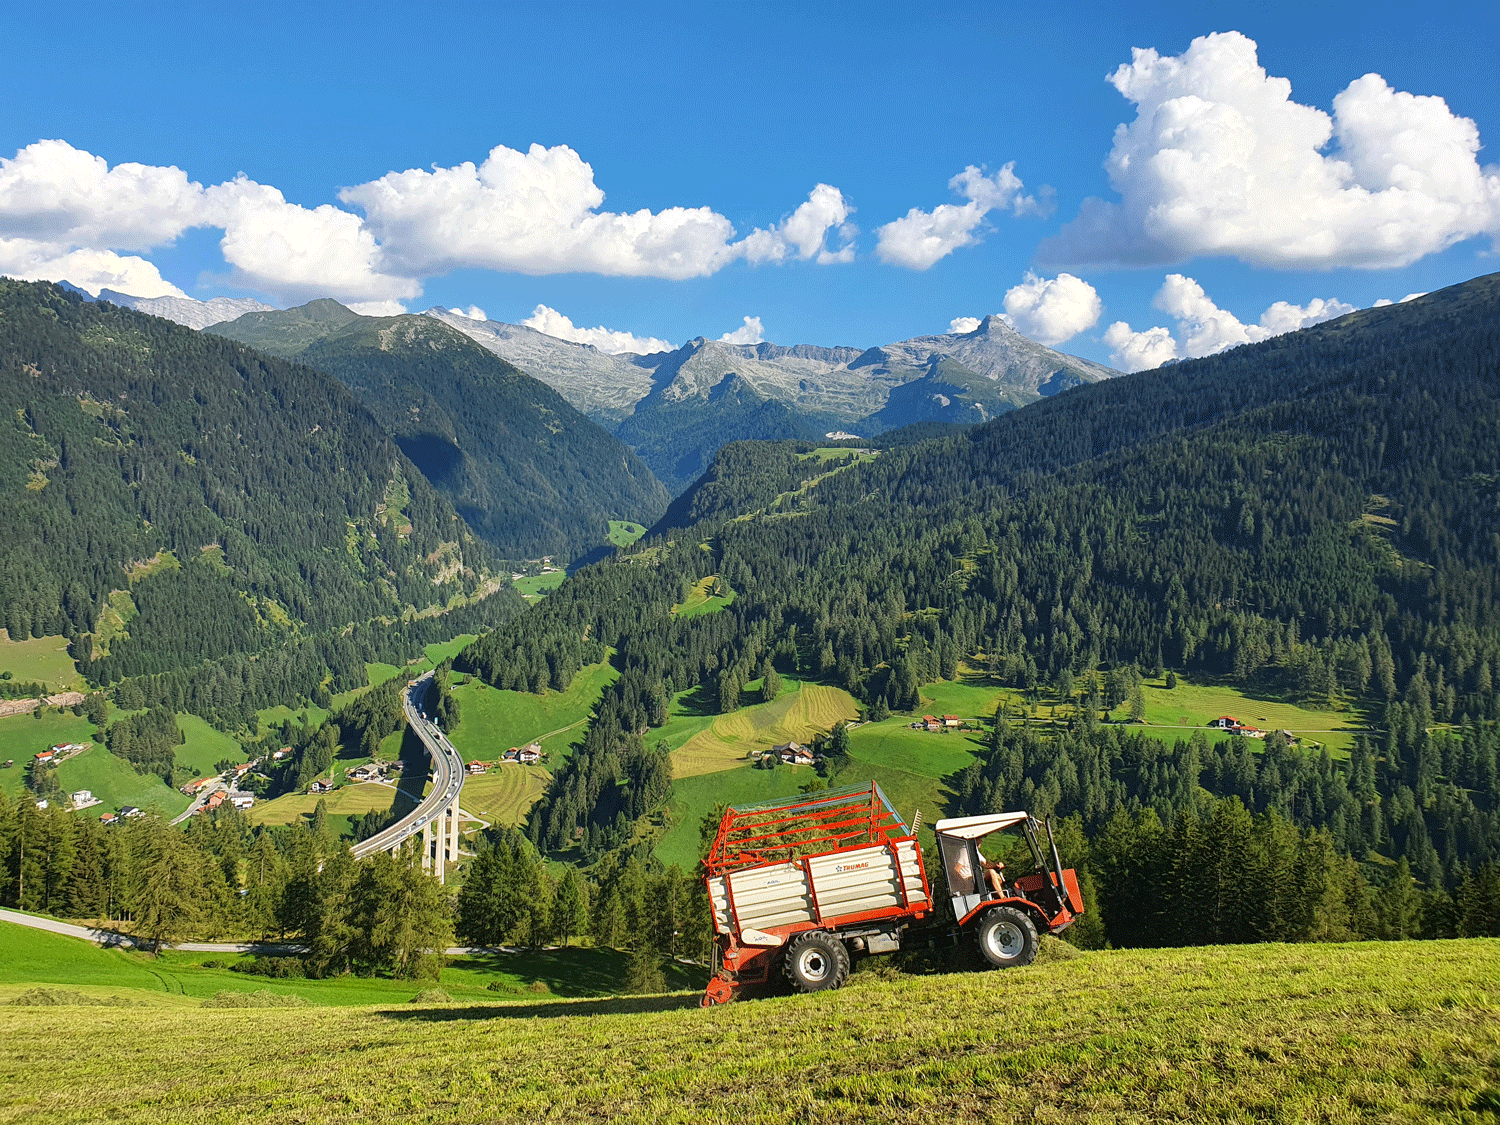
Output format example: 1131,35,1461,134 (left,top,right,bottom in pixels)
933,812,1030,839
